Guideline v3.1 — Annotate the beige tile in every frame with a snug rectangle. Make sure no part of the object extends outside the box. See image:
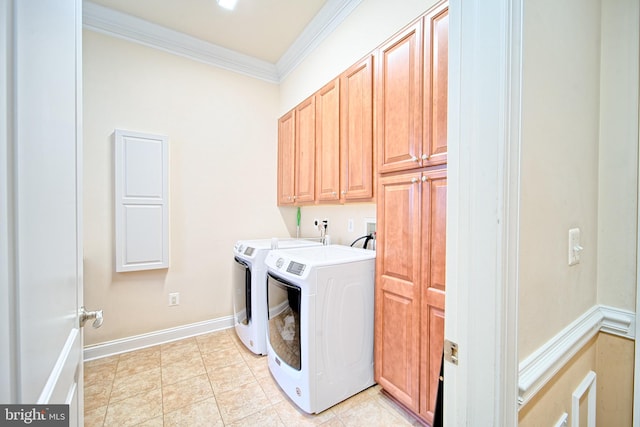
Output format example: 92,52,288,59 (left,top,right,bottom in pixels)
161,338,201,366
163,398,224,427
196,330,238,354
206,360,256,393
84,356,118,386
116,346,161,376
109,367,162,403
242,352,270,379
83,405,107,427
201,345,243,369
135,416,164,426
84,378,113,412
103,388,162,427
227,405,285,427
257,375,286,405
374,393,422,426
319,418,346,427
337,399,415,427
330,388,374,416
272,399,336,426
162,374,214,414
216,381,272,424
161,355,206,385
